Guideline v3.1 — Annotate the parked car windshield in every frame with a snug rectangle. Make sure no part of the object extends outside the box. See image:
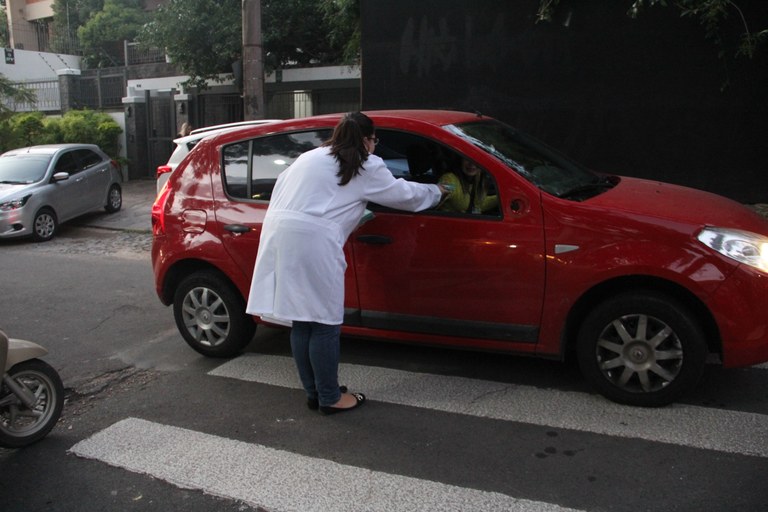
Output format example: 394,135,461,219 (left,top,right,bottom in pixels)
0,155,51,184
445,120,615,200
